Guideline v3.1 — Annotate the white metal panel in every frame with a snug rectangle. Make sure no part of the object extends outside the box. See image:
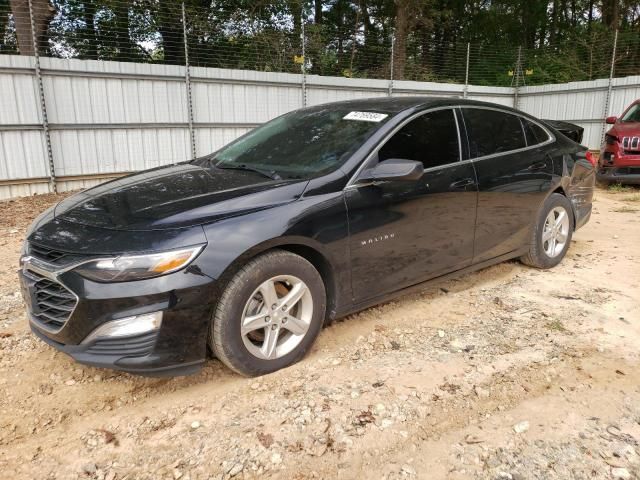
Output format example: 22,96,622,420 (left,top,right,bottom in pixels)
578,123,604,149
195,127,253,155
49,128,191,176
56,177,117,194
306,88,387,106
191,82,300,124
0,131,49,179
609,75,640,116
0,183,50,200
306,75,387,107
3,54,640,198
42,73,188,125
0,72,42,125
